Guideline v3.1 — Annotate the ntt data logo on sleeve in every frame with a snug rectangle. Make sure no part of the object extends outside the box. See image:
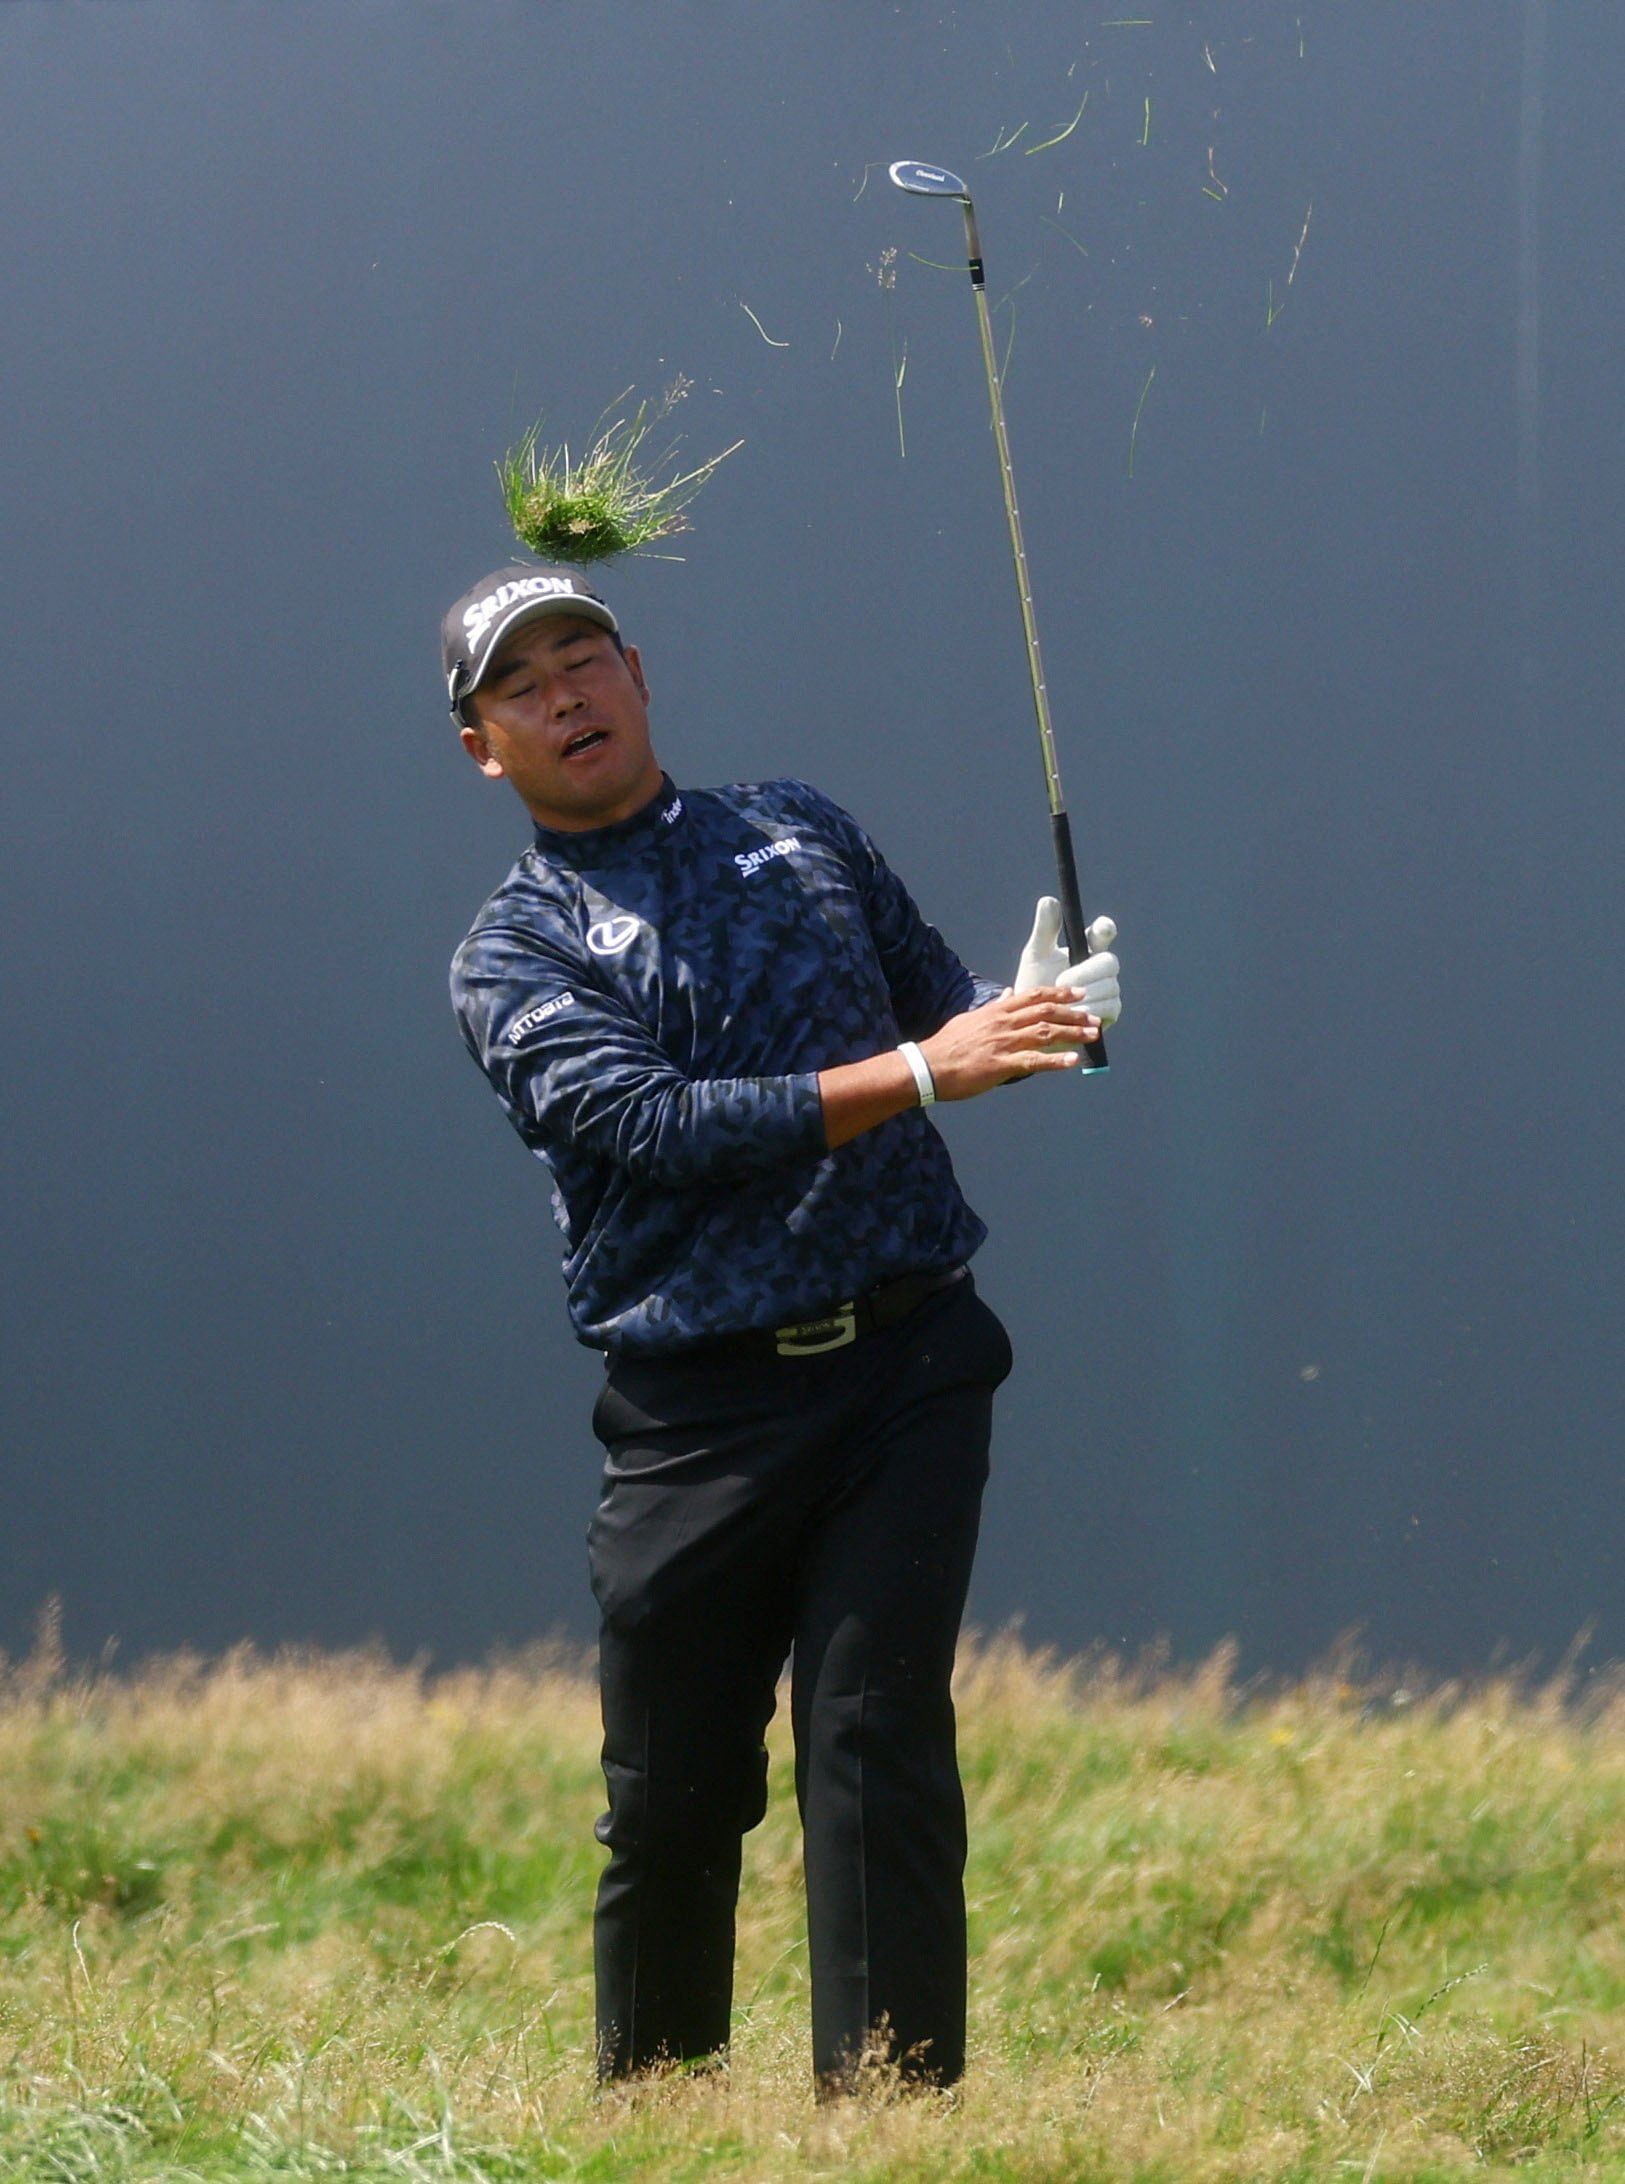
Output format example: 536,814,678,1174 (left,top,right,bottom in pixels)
507,992,575,1044
586,914,641,957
